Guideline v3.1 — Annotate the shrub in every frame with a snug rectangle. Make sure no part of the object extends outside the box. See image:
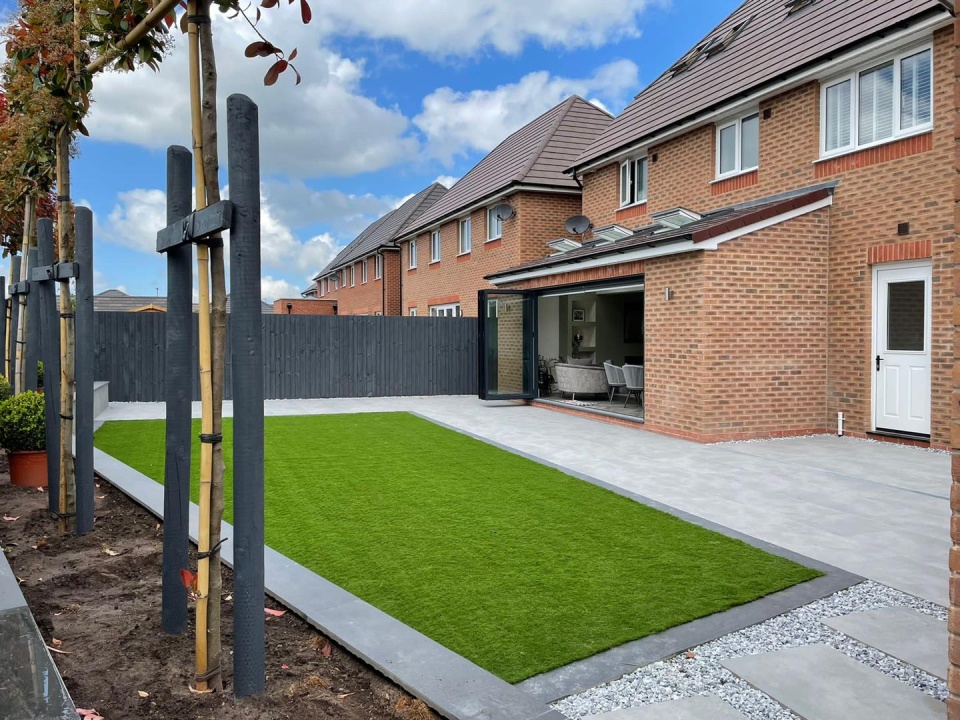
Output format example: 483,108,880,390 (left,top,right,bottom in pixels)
36,361,44,389
0,391,46,451
0,375,10,403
